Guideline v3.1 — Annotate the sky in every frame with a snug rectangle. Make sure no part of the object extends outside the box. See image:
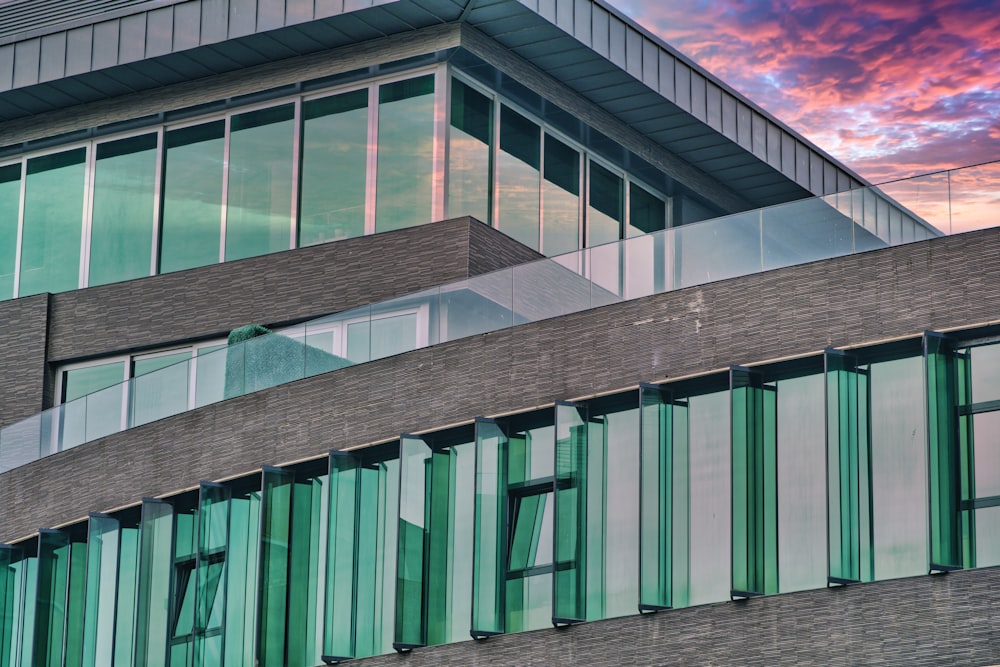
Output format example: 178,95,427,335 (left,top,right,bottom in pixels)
612,0,1000,185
